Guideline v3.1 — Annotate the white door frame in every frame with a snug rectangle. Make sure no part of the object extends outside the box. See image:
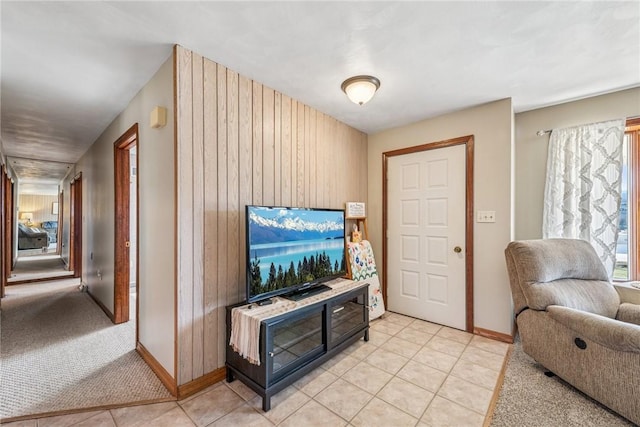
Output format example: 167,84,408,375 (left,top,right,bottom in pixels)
383,135,474,332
